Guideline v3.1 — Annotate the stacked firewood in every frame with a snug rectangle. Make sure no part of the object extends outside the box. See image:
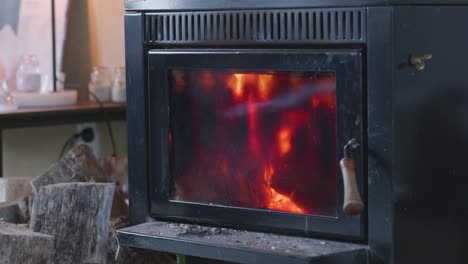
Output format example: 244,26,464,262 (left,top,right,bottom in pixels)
0,145,175,264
